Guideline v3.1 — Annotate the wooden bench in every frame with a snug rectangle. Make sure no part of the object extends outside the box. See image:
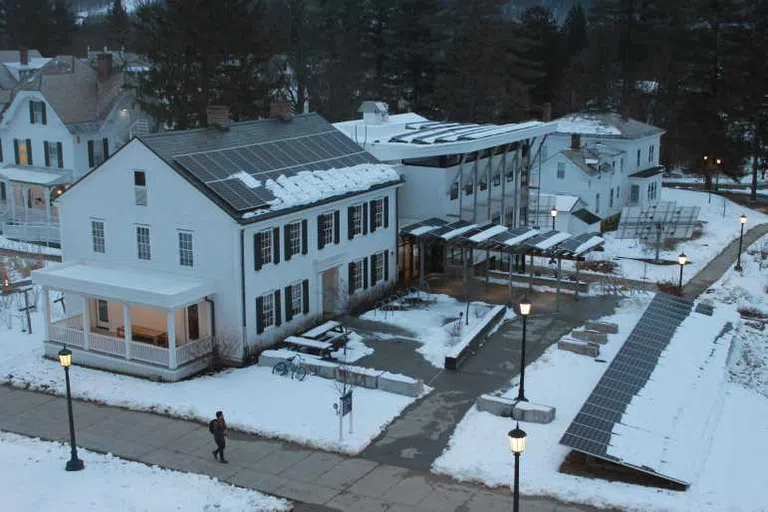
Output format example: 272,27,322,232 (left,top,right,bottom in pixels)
117,325,168,346
283,336,334,358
